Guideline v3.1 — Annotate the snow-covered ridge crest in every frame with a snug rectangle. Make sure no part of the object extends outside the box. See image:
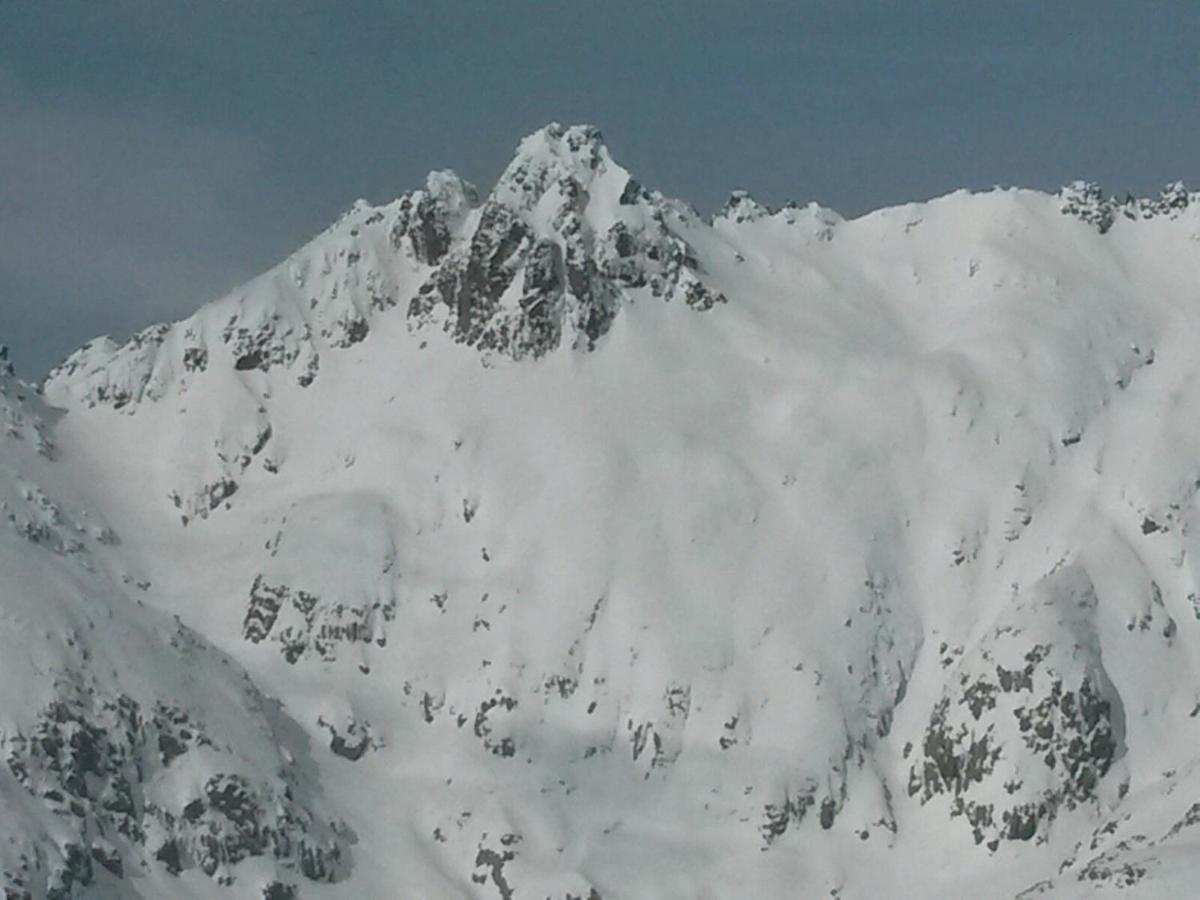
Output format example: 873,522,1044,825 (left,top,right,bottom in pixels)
36,126,1200,538
42,124,1200,424
42,122,725,414
1058,179,1199,234
37,123,731,525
